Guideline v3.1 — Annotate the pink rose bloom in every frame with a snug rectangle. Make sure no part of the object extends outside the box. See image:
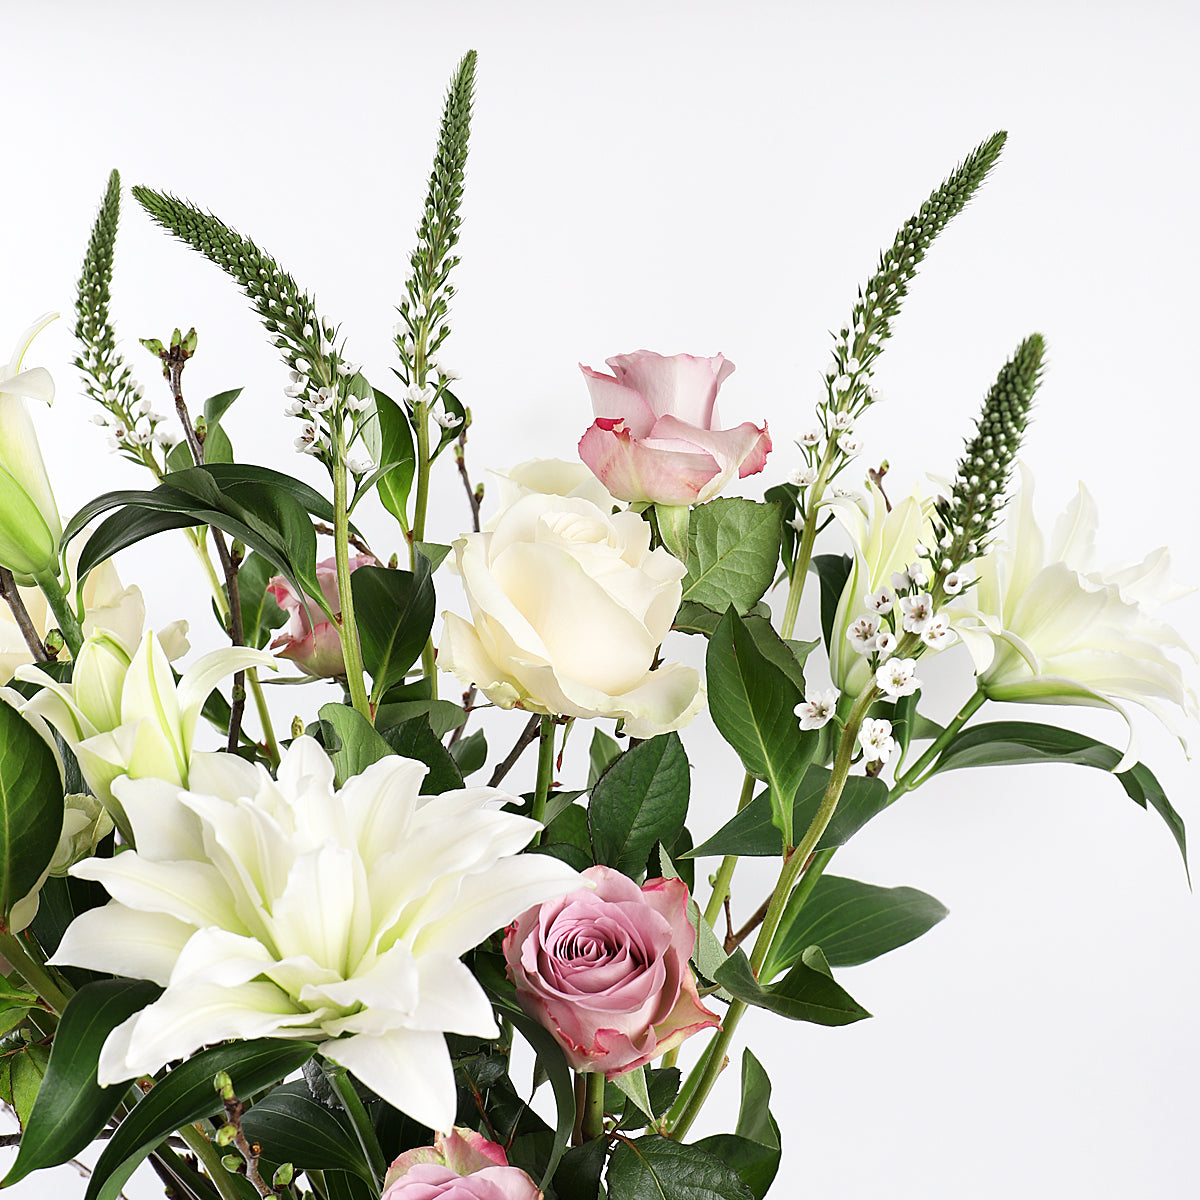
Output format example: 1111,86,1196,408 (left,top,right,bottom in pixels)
266,554,374,677
578,351,771,506
503,865,719,1076
382,1128,541,1200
